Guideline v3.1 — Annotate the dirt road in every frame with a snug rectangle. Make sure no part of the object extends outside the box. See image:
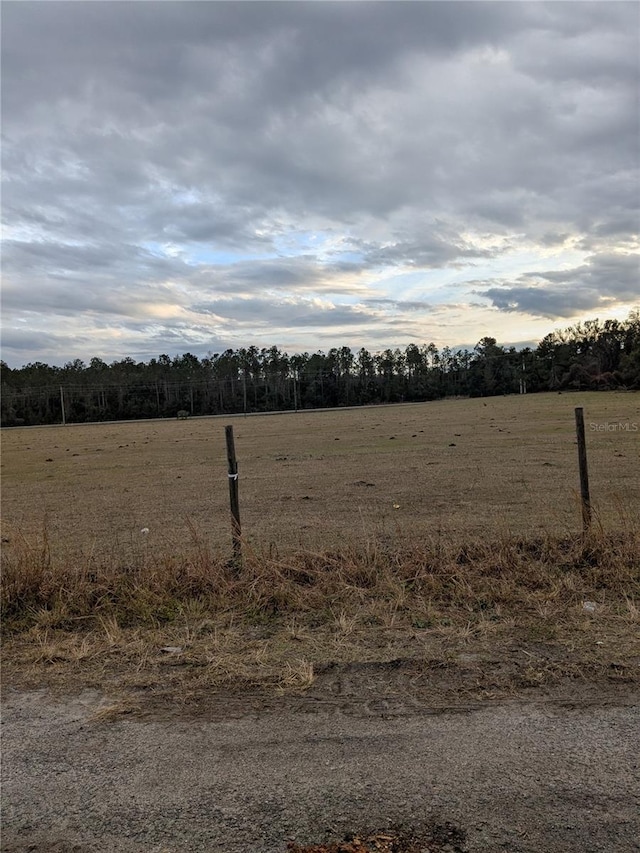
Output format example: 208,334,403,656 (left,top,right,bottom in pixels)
2,686,639,853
